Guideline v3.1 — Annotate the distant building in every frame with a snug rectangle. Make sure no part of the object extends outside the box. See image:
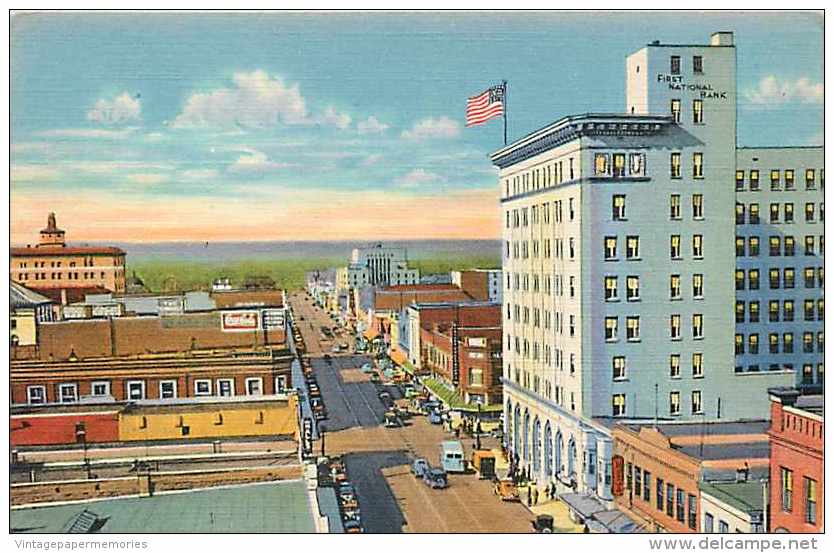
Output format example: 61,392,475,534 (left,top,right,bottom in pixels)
346,244,420,287
767,388,823,533
11,213,127,294
451,269,503,302
10,282,57,346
